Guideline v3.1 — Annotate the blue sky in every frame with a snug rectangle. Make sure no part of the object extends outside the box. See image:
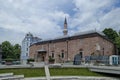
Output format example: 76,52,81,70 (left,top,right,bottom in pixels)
0,0,120,45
